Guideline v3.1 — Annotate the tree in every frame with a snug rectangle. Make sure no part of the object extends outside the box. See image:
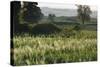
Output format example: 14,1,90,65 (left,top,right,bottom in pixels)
77,5,92,24
22,2,43,24
48,14,55,22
